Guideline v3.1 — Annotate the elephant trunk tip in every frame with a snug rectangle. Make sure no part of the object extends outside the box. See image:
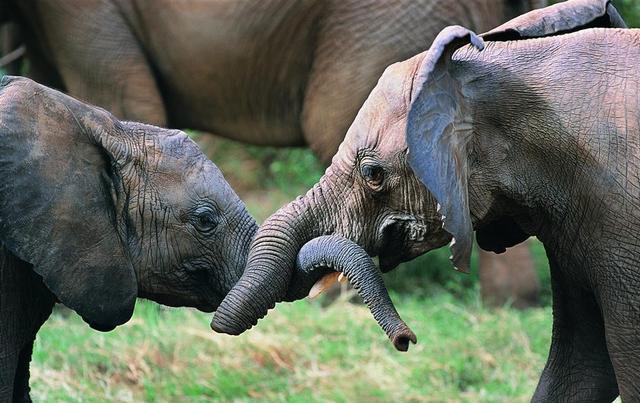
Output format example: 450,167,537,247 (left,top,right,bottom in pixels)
210,296,273,335
210,311,260,335
209,317,244,335
391,327,417,352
